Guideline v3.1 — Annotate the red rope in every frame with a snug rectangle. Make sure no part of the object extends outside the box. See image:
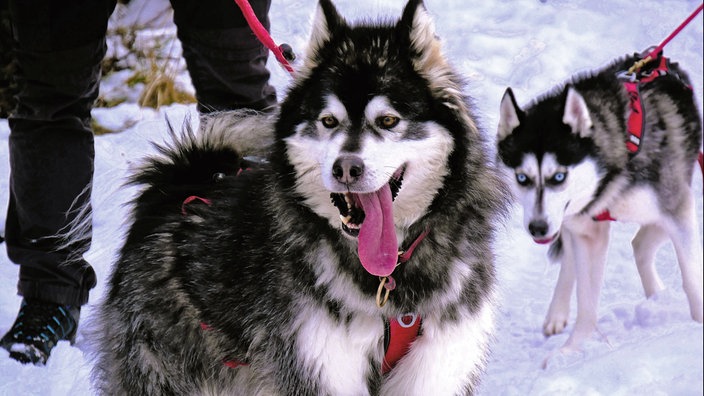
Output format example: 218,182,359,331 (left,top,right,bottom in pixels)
233,0,295,74
398,228,430,263
645,3,703,59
